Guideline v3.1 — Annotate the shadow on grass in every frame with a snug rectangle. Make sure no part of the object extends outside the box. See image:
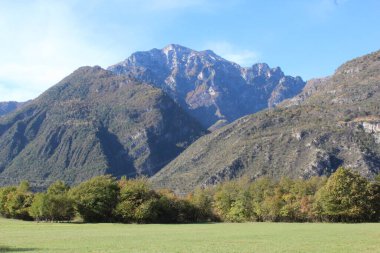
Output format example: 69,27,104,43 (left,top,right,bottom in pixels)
0,246,39,252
